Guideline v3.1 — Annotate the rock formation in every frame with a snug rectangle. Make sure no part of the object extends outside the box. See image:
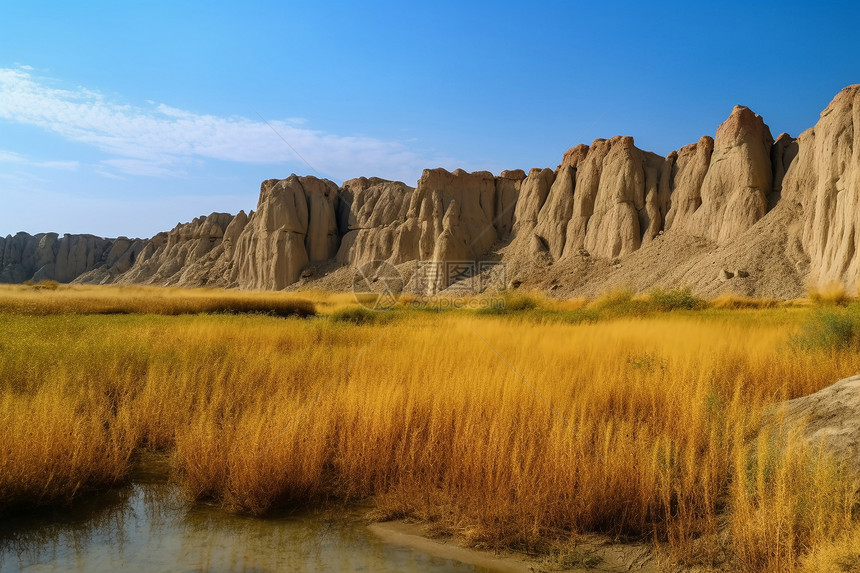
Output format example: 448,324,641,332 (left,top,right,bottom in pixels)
230,175,340,289
334,168,499,291
662,136,714,232
782,85,860,287
335,177,414,266
533,166,574,259
687,105,775,244
493,169,526,238
770,132,799,208
3,84,860,299
512,168,555,234
106,213,237,287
